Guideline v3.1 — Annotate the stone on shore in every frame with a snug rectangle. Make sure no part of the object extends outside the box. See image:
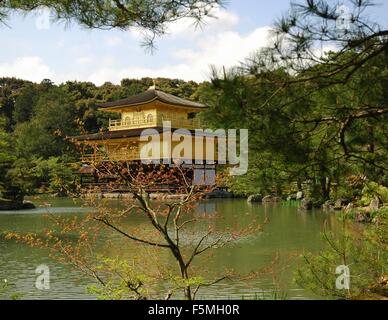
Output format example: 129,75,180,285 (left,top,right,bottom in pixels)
0,199,36,211
344,203,354,212
334,198,350,210
370,196,382,211
205,190,234,199
262,195,282,203
22,201,36,210
300,199,313,210
296,191,304,200
322,200,335,211
247,194,263,203
354,211,372,223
